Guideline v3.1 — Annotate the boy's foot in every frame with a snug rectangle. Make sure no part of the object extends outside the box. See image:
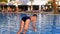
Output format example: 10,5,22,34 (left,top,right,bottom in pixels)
21,33,23,34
